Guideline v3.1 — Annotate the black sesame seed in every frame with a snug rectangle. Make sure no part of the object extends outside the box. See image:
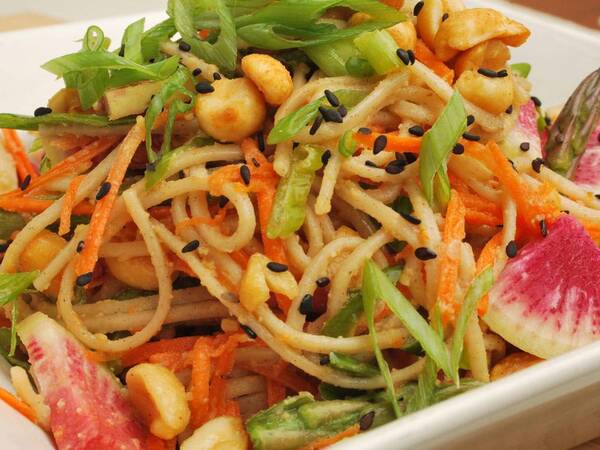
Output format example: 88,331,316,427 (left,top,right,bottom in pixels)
467,115,475,126
520,142,530,152
240,165,251,185
358,127,372,135
218,195,229,208
256,132,266,152
396,48,410,66
407,49,416,65
531,96,542,107
19,175,31,191
453,143,465,155
373,135,388,154
404,152,418,164
321,149,332,166
316,277,330,288
385,160,405,174
34,106,52,117
192,68,202,77
531,157,543,173
400,212,421,225
118,45,125,57
76,272,93,287
413,0,424,16
324,89,340,107
496,69,508,78
505,105,513,114
319,355,330,365
309,115,323,135
178,41,191,52
337,105,348,118
76,240,85,253
408,125,424,137
359,411,376,431
252,157,260,168
241,325,257,339
365,160,378,168
182,240,200,253
195,82,215,94
442,12,449,21
415,247,437,261
395,152,407,163
267,262,288,273
96,182,111,200
299,294,314,316
319,106,343,123
213,72,222,80
462,132,480,142
478,67,498,78
540,218,548,237
505,240,518,258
